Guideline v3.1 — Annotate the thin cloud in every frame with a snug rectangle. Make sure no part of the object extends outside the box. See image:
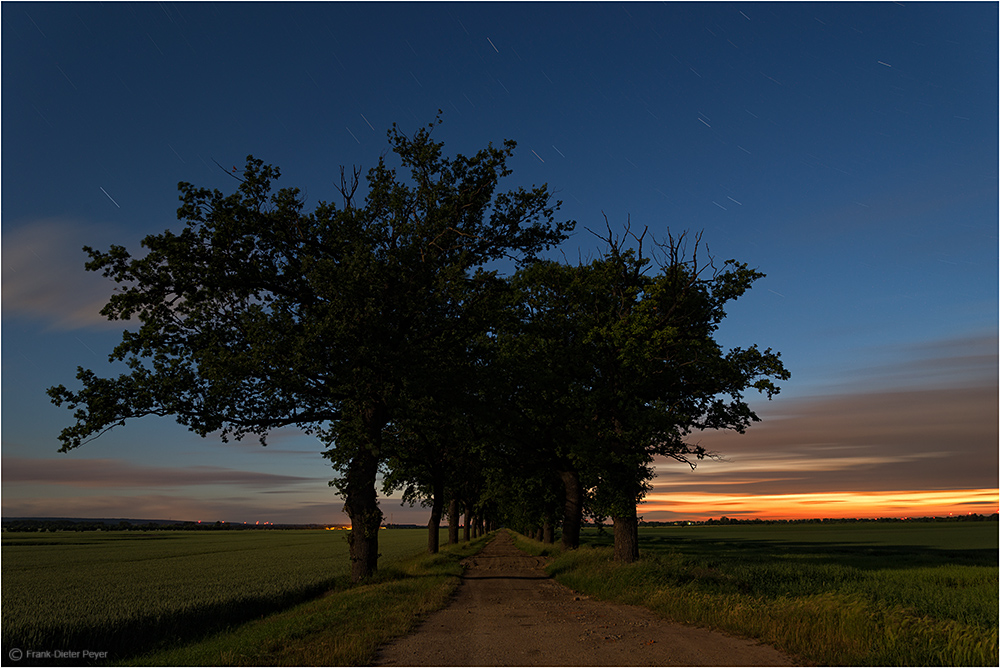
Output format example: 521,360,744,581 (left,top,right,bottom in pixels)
1,219,128,330
829,333,998,392
0,493,336,524
654,384,996,496
660,451,947,476
0,491,428,525
651,334,998,506
2,456,321,489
